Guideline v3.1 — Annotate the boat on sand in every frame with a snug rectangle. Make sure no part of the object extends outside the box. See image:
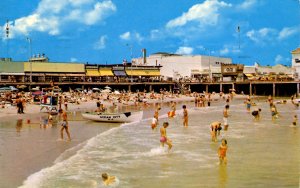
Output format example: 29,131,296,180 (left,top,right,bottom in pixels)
81,111,143,123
